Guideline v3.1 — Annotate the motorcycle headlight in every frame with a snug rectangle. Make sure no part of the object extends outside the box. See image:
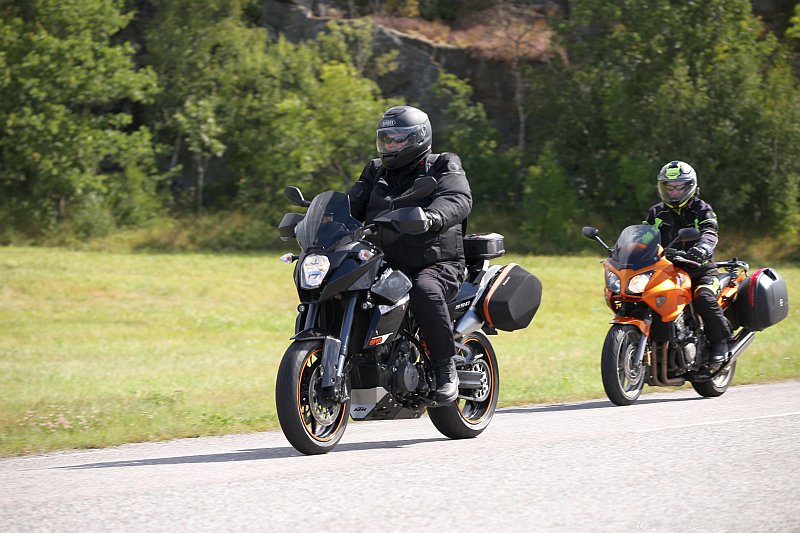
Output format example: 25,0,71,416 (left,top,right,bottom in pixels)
300,254,330,289
627,271,654,294
606,271,621,293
